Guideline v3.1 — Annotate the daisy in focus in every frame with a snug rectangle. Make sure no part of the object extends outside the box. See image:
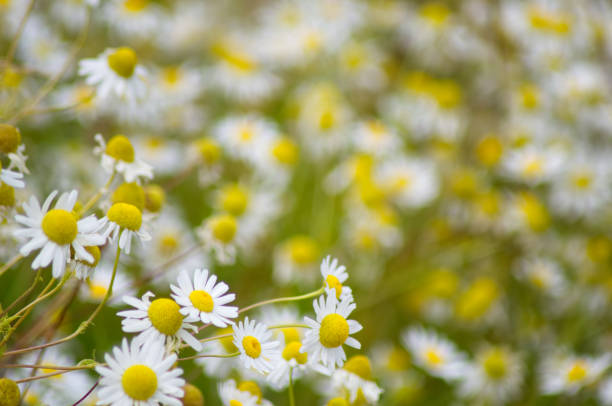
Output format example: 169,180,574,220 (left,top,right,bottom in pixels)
118,291,202,351
93,134,154,183
330,355,383,404
233,317,280,374
101,202,151,254
14,190,106,278
301,288,362,369
218,379,258,406
170,268,238,328
320,255,353,301
95,338,185,406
